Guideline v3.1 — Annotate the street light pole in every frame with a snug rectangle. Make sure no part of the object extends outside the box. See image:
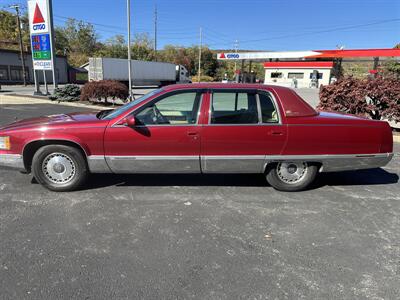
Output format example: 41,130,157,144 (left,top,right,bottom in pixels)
10,4,27,86
154,4,157,61
127,0,133,101
198,27,202,83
